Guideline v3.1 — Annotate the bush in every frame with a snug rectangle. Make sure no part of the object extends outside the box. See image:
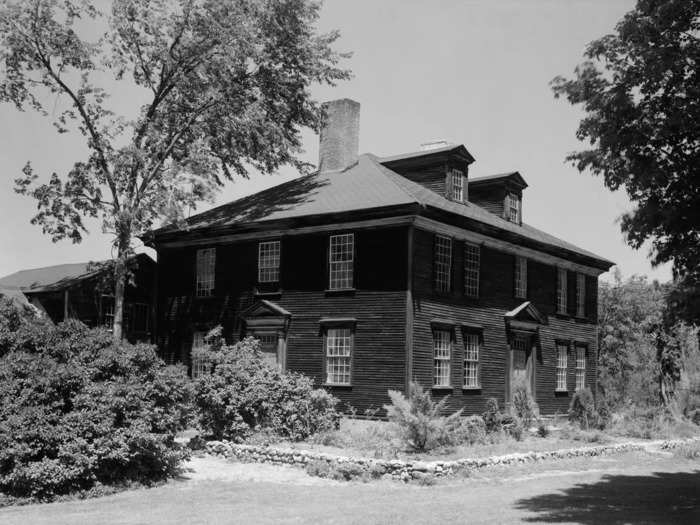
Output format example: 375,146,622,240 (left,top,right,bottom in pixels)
383,381,462,451
193,335,340,441
483,398,503,433
0,314,191,501
537,423,549,438
569,388,596,430
511,376,538,428
454,415,488,445
501,414,524,441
